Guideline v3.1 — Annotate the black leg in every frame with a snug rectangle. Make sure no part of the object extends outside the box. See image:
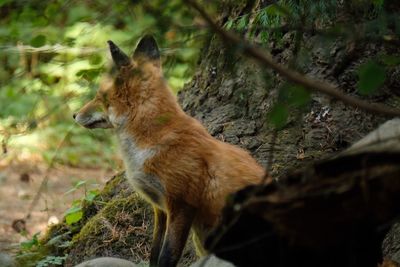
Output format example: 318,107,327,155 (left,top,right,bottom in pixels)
158,201,196,267
150,207,167,267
